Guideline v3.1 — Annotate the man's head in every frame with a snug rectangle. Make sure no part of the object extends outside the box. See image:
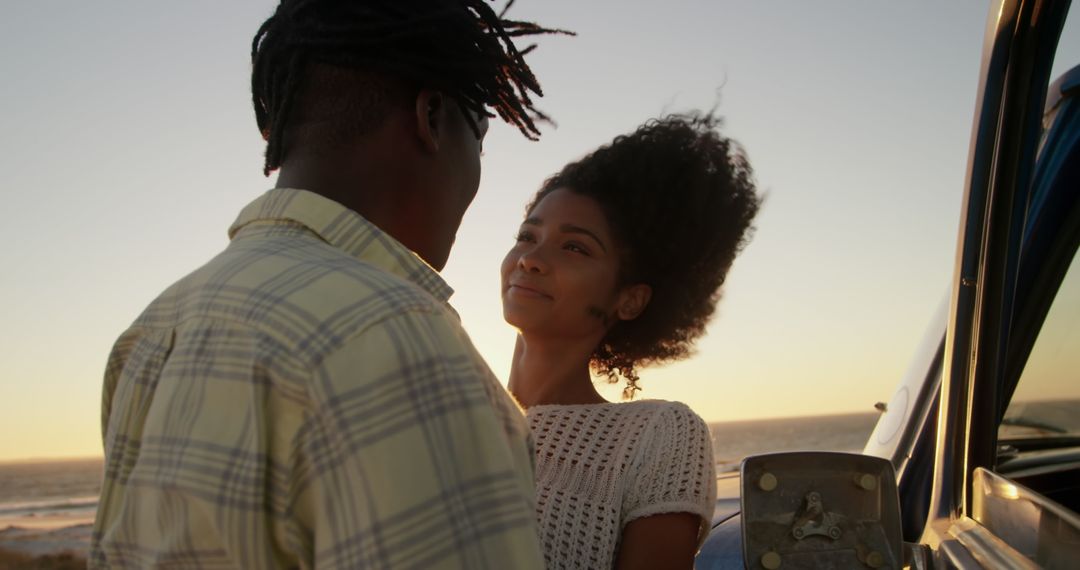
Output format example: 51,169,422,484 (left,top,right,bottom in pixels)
250,0,567,269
